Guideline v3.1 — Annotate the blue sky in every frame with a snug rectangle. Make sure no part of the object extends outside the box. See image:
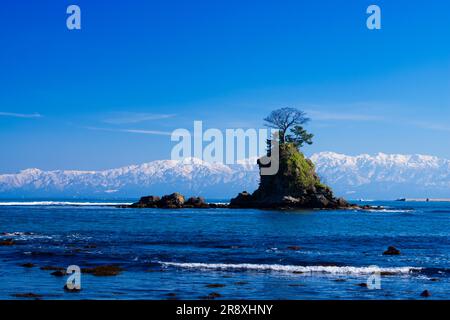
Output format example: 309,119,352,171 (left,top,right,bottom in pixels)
0,0,449,172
